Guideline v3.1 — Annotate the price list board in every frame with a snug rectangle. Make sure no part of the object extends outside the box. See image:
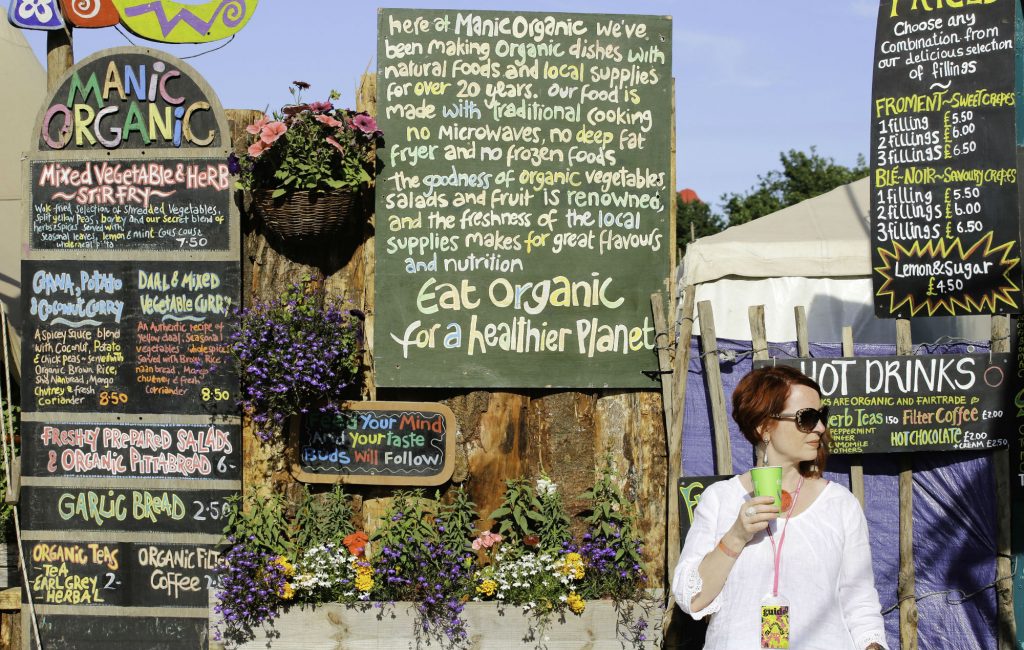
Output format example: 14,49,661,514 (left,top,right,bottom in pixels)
870,0,1020,317
374,9,673,388
19,47,239,648
759,354,1014,454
